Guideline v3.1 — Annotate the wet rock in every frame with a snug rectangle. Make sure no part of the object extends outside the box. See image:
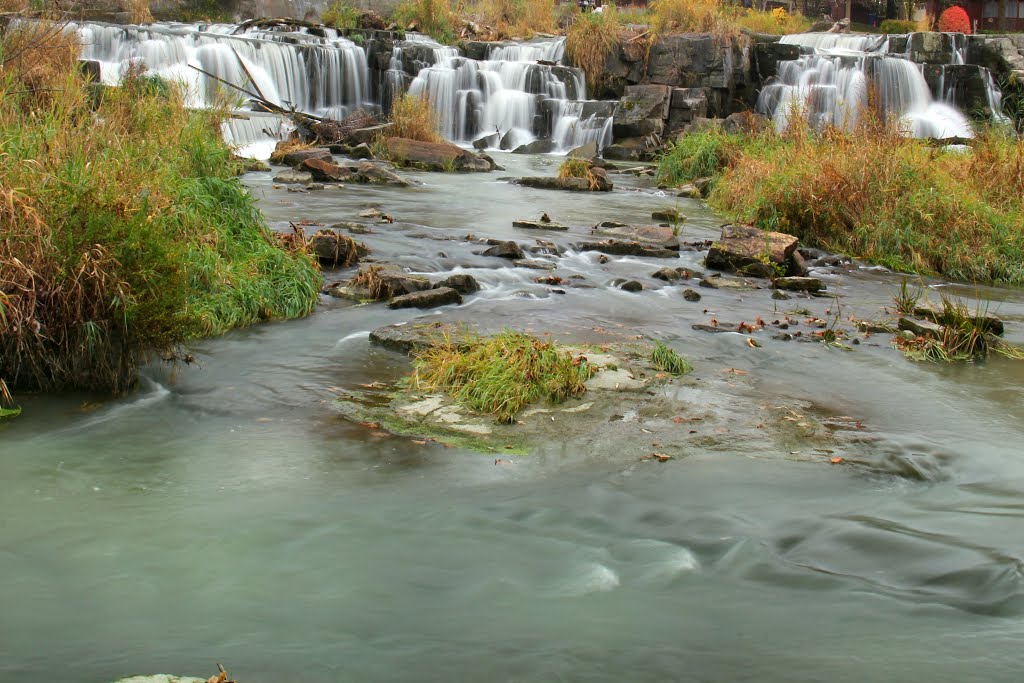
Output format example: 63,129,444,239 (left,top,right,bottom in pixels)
773,276,825,292
683,288,701,302
482,241,525,259
111,677,206,683
272,169,313,184
771,290,791,300
595,224,678,249
299,158,412,186
513,218,569,230
310,230,366,266
574,240,679,258
349,123,393,145
472,132,500,150
369,321,474,354
385,137,492,172
339,263,431,301
620,280,643,292
699,276,756,290
613,84,671,138
789,249,810,277
512,139,555,154
675,183,702,199
330,221,372,234
568,141,599,159
652,208,686,223
348,142,374,159
692,323,732,333
513,176,613,192
513,259,556,270
434,273,480,294
705,224,799,277
278,147,332,167
602,137,660,162
652,267,682,281
389,286,463,309
913,305,1004,336
898,317,942,339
